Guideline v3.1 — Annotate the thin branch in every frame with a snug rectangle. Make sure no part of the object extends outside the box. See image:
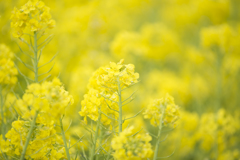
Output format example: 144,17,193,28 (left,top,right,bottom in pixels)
100,94,118,104
39,74,51,83
38,52,58,68
104,99,119,113
157,149,175,159
100,111,118,122
69,135,85,149
16,42,33,59
122,90,137,103
38,62,55,77
37,34,54,48
38,35,54,50
14,54,34,72
64,120,72,134
123,108,144,121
